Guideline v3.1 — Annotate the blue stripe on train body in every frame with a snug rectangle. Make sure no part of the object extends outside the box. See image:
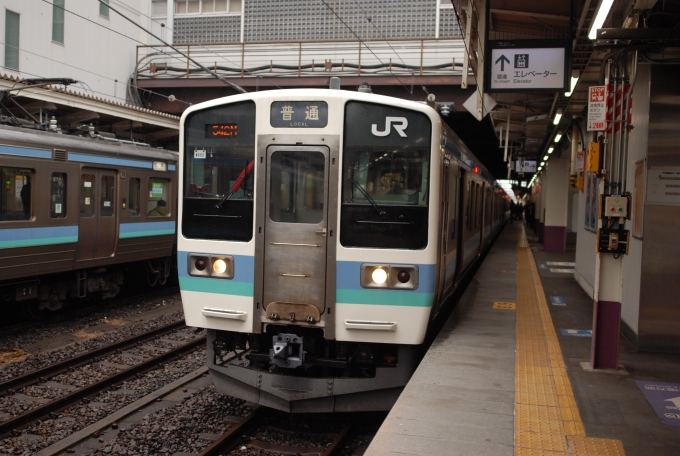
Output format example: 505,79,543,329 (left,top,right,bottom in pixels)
177,251,255,297
0,225,78,249
336,261,436,307
119,221,176,238
0,144,52,159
